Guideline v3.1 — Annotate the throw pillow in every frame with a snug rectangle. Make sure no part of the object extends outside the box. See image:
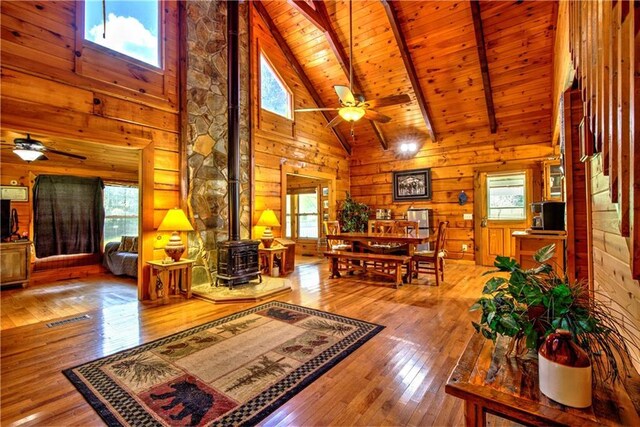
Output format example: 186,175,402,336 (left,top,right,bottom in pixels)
131,236,138,253
118,236,136,252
